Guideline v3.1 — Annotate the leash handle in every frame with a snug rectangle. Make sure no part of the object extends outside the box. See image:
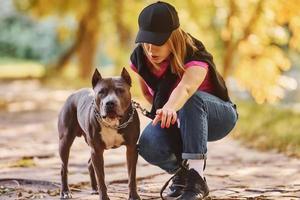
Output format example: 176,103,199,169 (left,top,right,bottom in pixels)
144,111,155,120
